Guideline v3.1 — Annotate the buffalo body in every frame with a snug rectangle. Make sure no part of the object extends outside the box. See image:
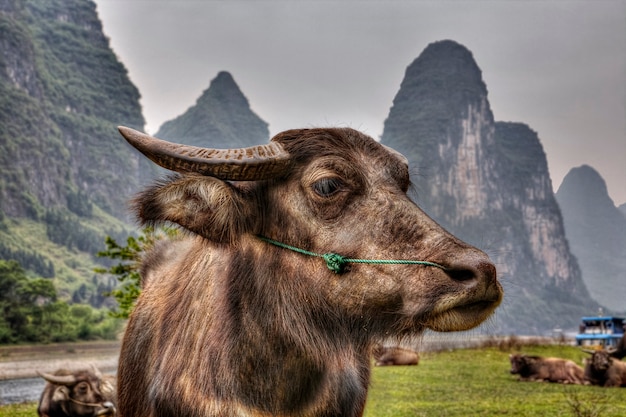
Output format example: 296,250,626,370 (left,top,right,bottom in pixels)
509,354,584,384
